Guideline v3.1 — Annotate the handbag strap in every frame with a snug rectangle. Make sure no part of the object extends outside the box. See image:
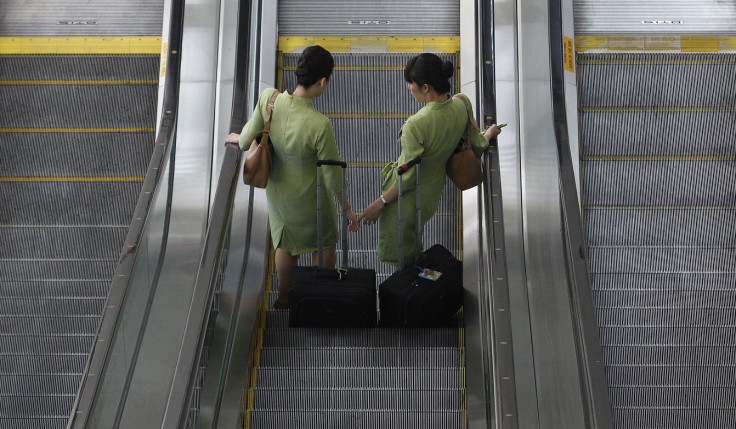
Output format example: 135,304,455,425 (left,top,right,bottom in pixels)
453,94,480,149
259,90,280,146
